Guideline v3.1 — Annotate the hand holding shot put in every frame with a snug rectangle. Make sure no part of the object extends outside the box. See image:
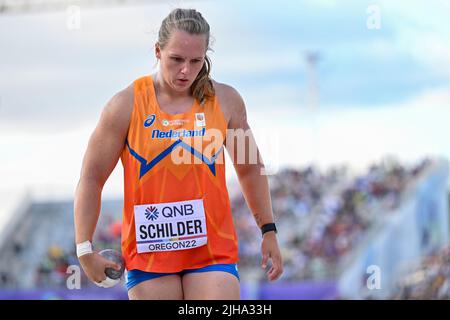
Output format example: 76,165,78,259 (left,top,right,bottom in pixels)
76,240,125,288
